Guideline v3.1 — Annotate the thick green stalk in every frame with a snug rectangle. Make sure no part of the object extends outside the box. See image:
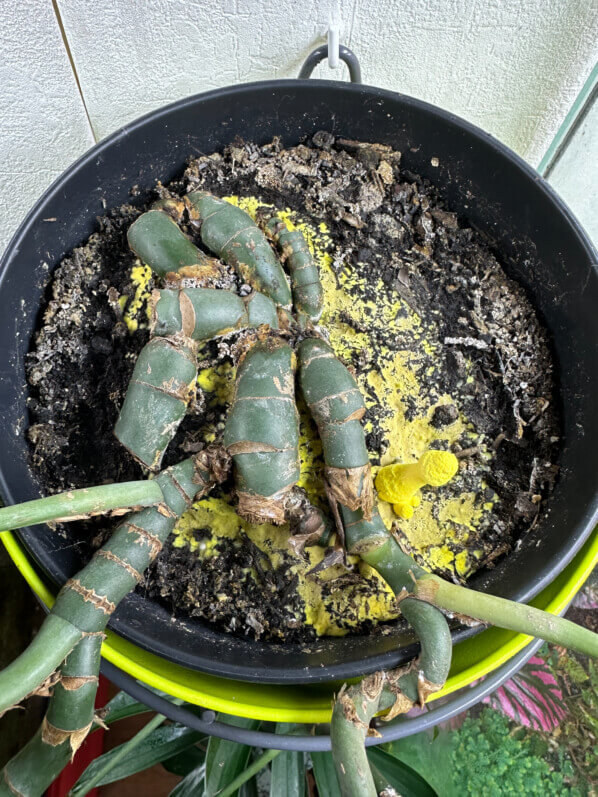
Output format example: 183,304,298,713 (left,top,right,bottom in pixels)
331,507,452,797
343,505,452,692
413,574,598,658
0,635,103,797
186,192,292,307
331,674,384,797
224,338,300,525
127,209,217,278
0,480,163,532
298,337,373,516
0,455,219,715
151,287,278,341
0,616,83,720
114,337,197,471
266,217,323,321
